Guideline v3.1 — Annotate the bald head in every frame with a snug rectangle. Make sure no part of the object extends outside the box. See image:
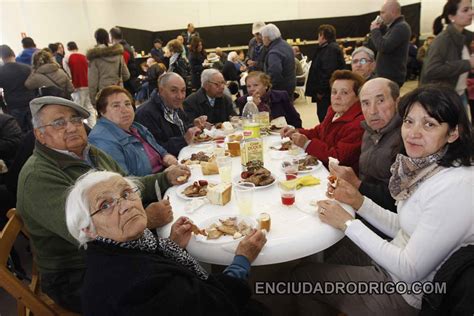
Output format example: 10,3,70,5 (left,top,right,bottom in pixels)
380,1,401,25
359,78,399,131
158,72,186,109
